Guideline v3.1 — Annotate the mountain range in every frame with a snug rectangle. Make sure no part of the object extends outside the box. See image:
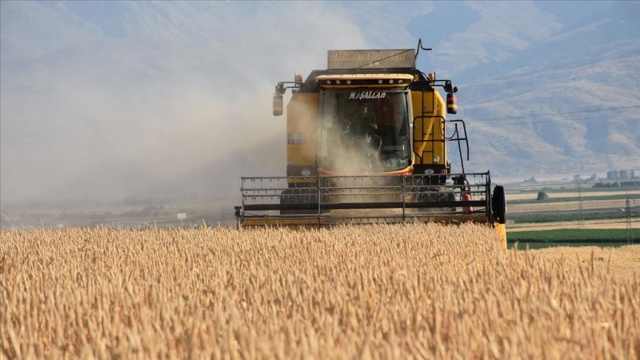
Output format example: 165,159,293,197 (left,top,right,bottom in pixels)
1,1,639,209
